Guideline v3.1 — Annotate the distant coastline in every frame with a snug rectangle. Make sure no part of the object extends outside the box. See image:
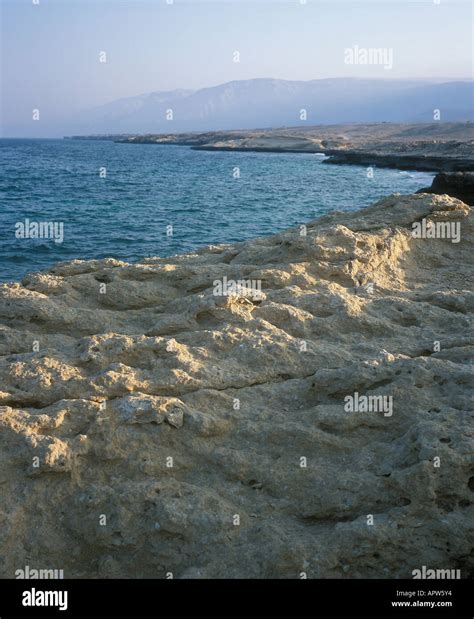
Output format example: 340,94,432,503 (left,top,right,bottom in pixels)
65,122,474,173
